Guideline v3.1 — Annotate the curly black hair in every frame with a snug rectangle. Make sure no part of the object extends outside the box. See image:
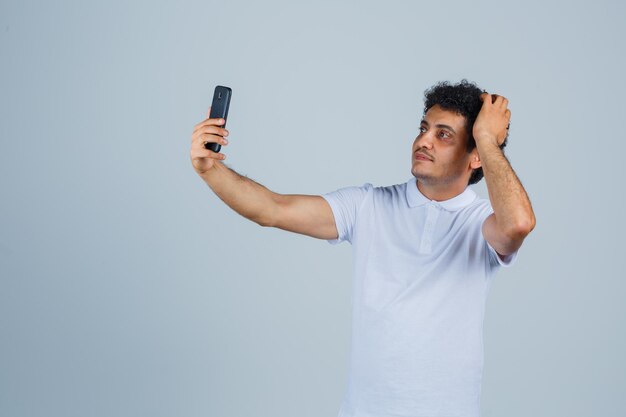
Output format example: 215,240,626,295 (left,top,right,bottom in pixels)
423,79,508,185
